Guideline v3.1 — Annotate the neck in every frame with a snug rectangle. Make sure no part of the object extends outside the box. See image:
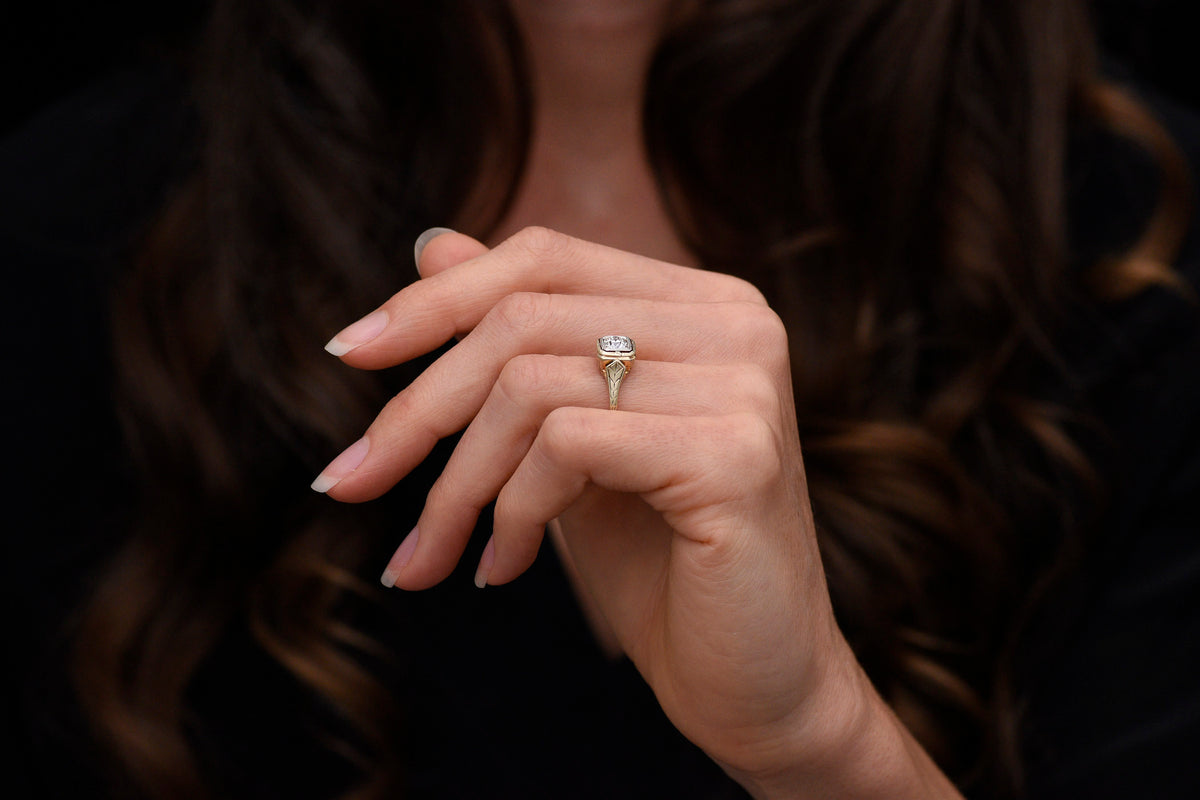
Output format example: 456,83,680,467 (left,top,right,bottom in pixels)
492,1,695,265
507,0,675,149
